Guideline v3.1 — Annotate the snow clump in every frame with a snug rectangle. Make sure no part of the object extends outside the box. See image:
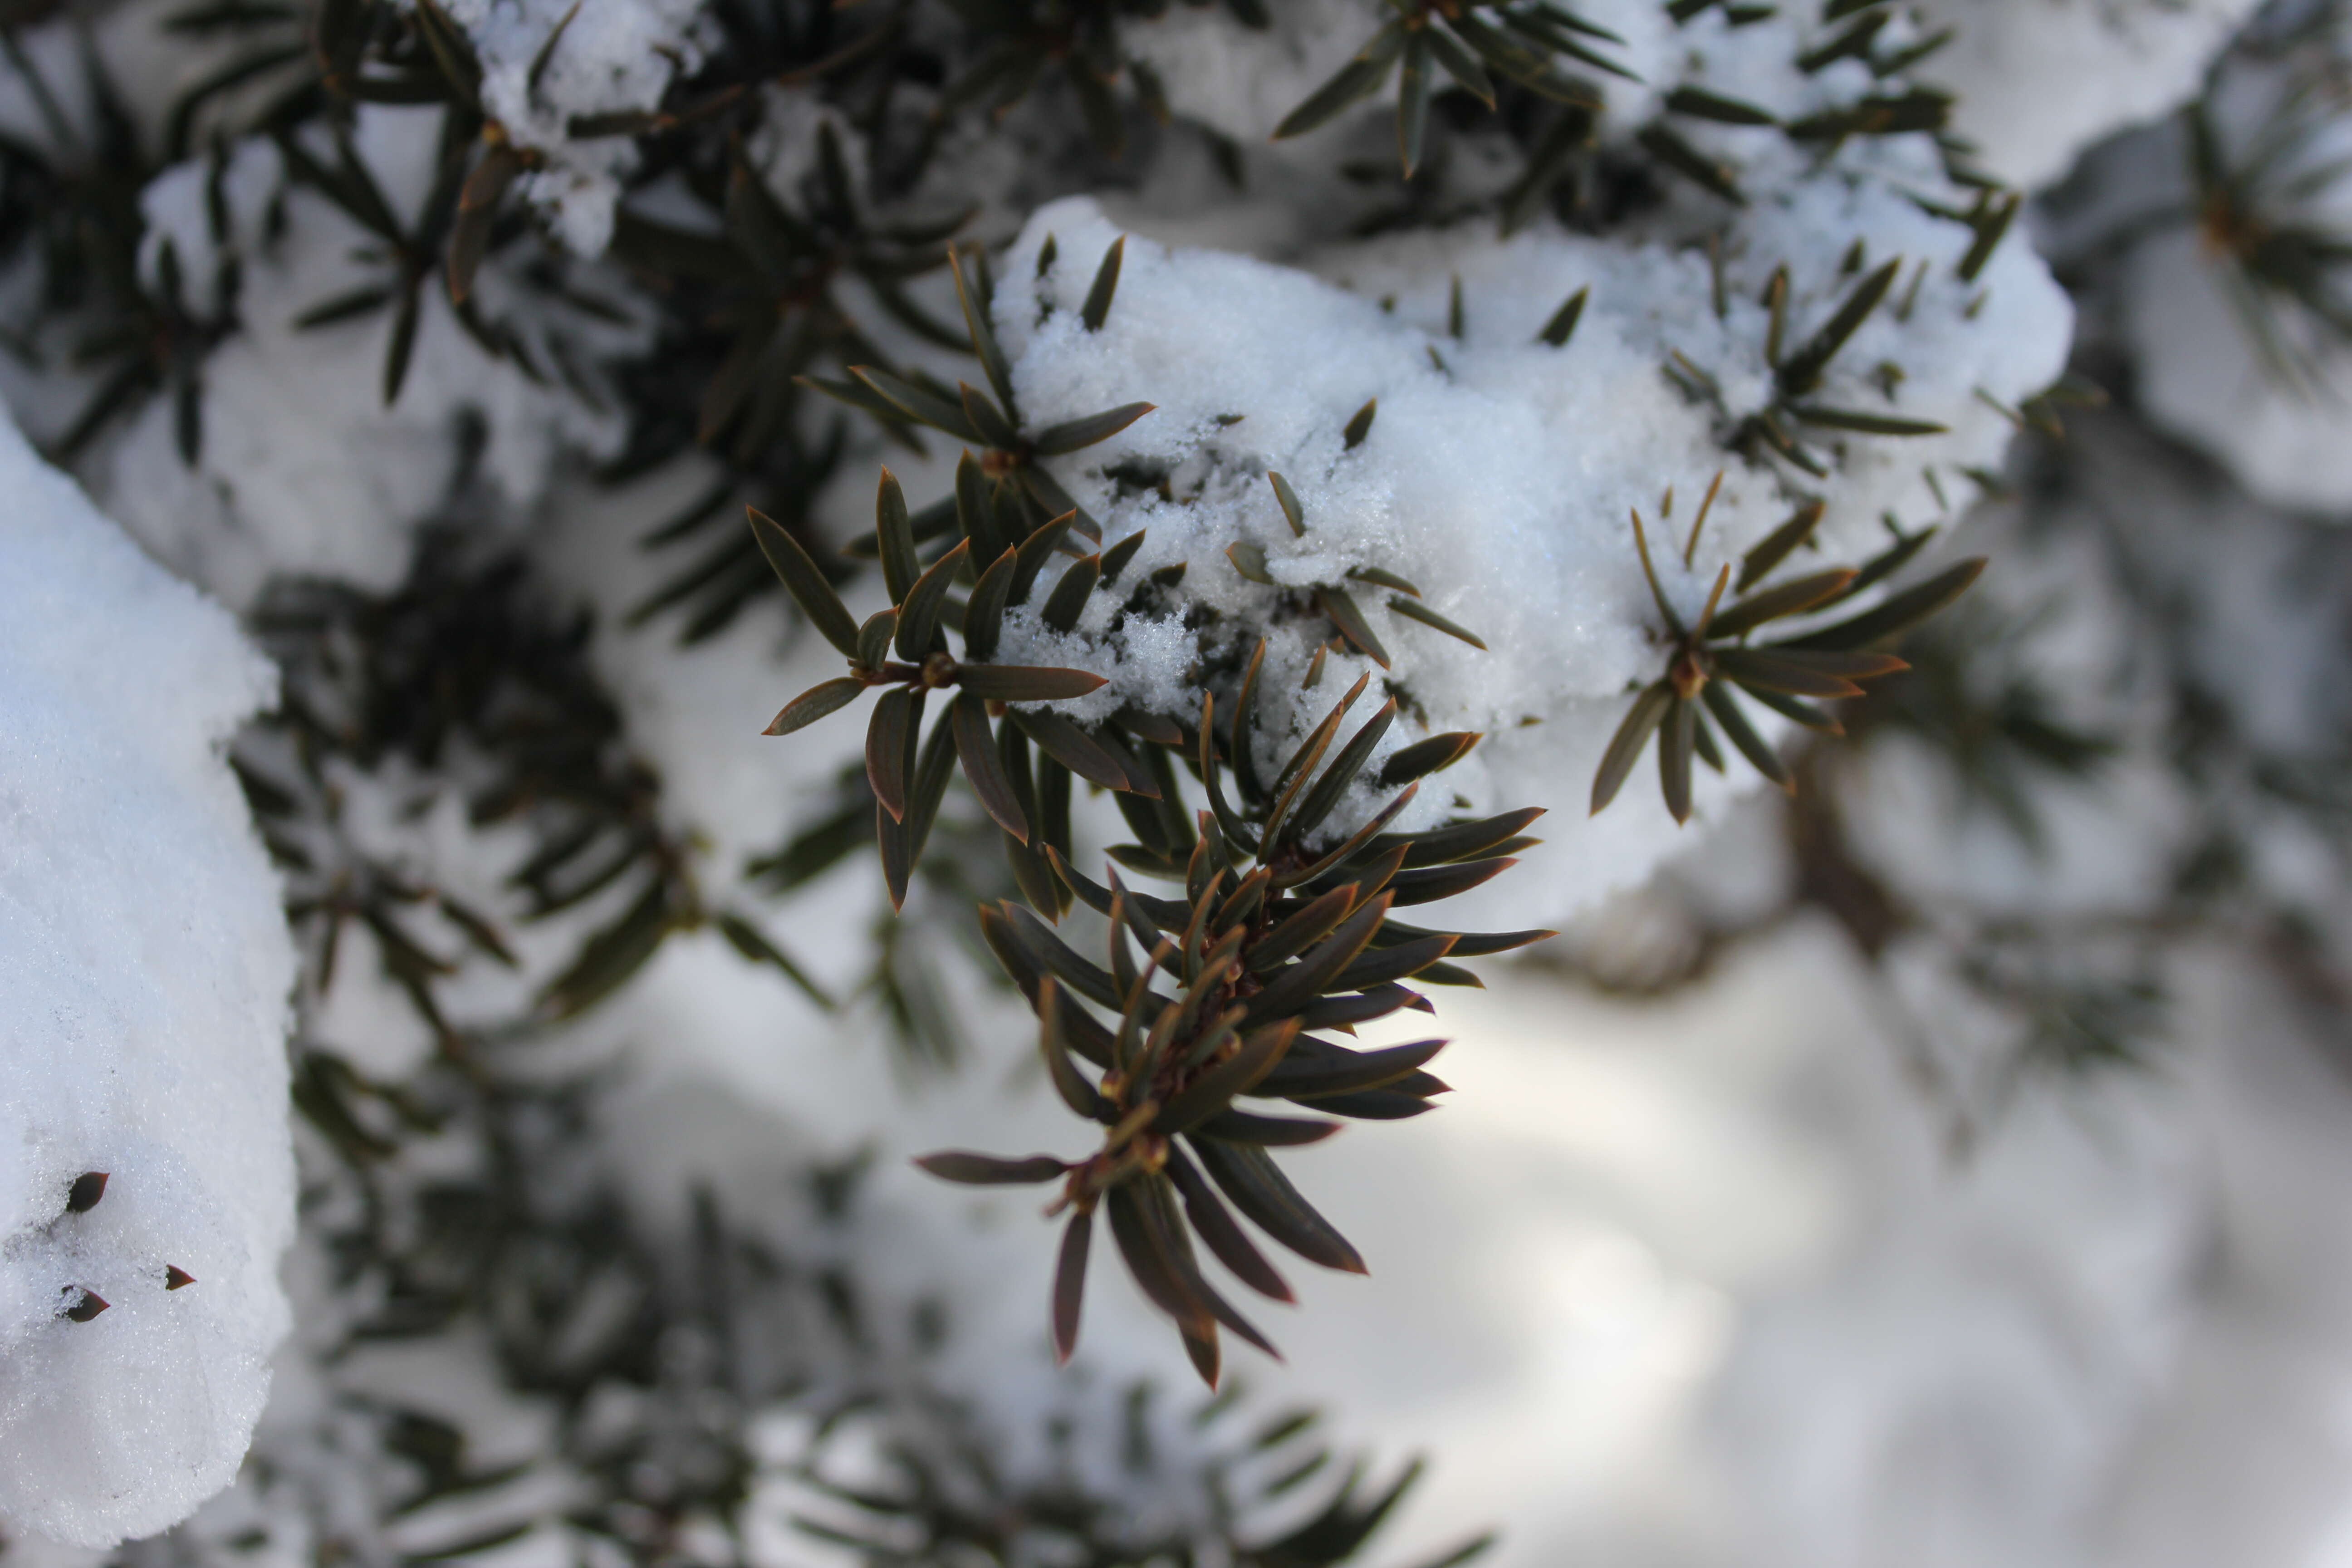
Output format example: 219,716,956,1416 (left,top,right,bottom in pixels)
984,188,2071,928
0,413,297,1548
